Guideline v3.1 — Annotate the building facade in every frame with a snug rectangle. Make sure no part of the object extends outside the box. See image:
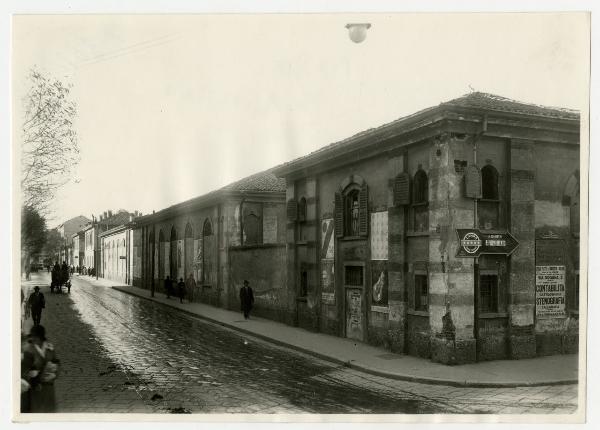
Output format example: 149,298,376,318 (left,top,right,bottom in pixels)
80,210,138,273
274,92,580,364
57,215,90,265
132,171,292,323
71,231,85,269
99,224,133,284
